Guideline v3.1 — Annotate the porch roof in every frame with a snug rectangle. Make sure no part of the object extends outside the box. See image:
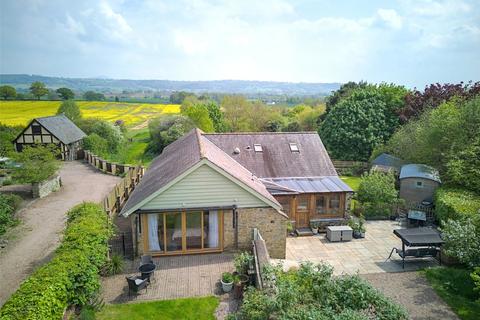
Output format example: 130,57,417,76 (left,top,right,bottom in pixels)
260,176,353,195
